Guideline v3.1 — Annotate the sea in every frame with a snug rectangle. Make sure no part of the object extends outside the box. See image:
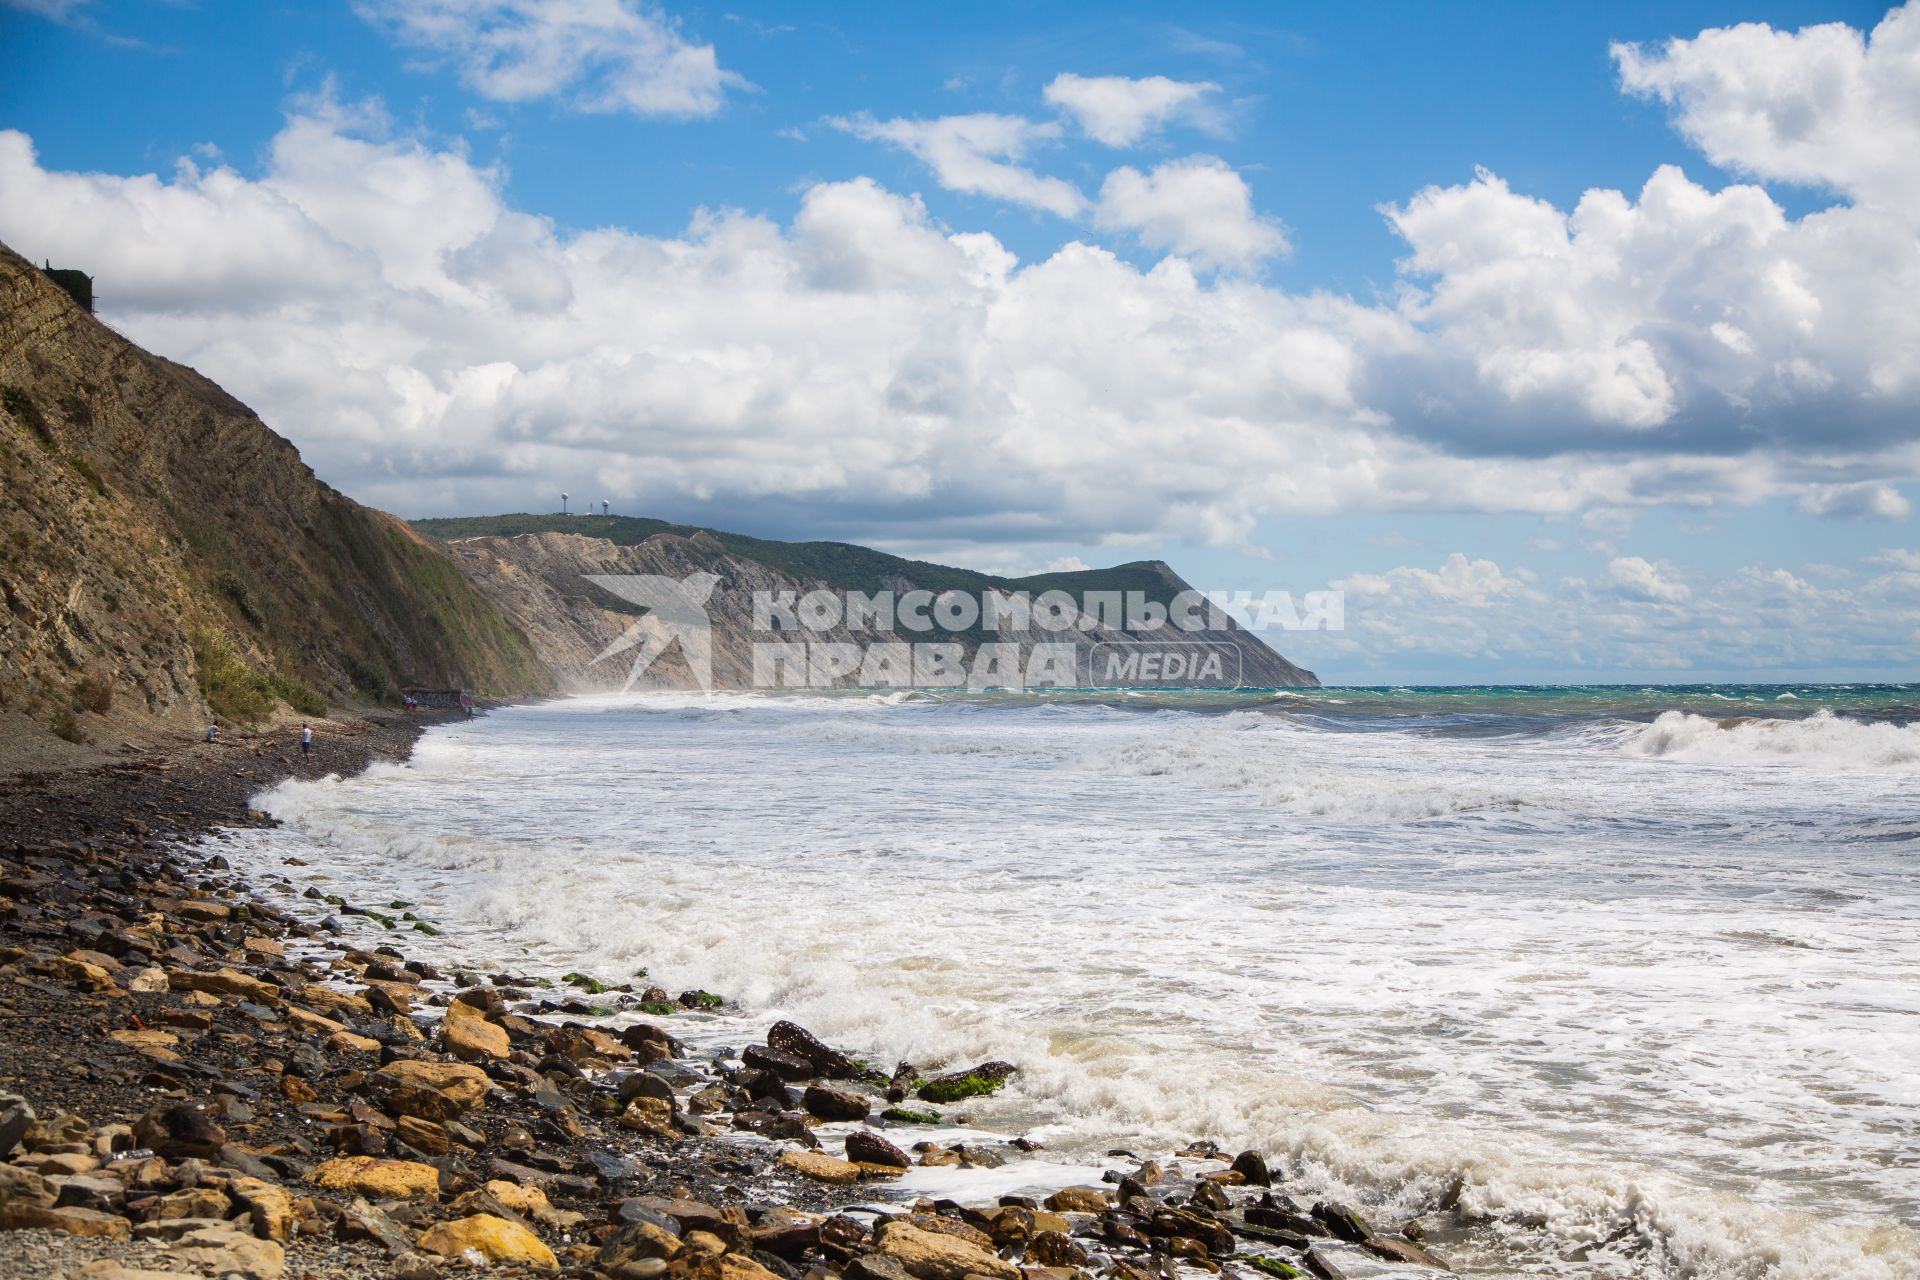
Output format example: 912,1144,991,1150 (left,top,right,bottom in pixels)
207,685,1920,1279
